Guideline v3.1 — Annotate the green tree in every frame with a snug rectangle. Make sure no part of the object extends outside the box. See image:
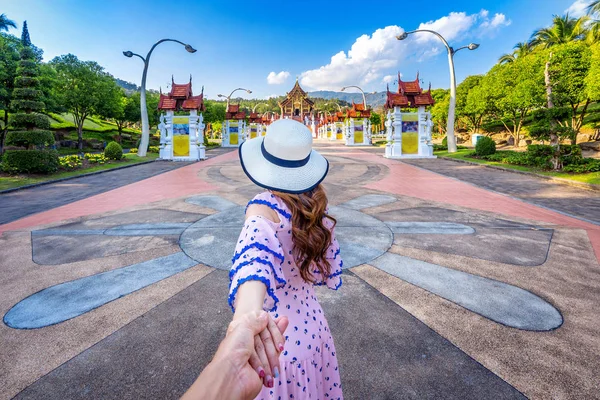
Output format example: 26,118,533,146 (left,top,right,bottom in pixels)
50,54,118,150
486,53,545,146
585,43,600,101
111,91,140,142
430,88,449,134
0,14,16,32
0,33,20,150
3,31,57,173
456,75,488,132
498,42,533,64
20,21,30,46
548,42,592,142
530,14,589,48
369,111,381,127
